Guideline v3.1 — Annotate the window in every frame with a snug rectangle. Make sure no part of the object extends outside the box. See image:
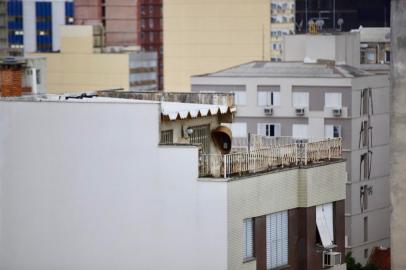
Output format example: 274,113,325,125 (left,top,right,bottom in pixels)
364,216,368,242
292,92,309,108
316,203,334,247
160,130,173,144
364,249,369,259
359,120,369,148
224,122,247,138
243,218,254,261
360,152,371,180
292,124,308,139
234,91,247,106
325,92,342,108
385,51,391,63
257,91,280,106
361,88,371,115
325,125,341,139
36,69,41,85
258,123,281,137
266,211,288,269
189,125,210,154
